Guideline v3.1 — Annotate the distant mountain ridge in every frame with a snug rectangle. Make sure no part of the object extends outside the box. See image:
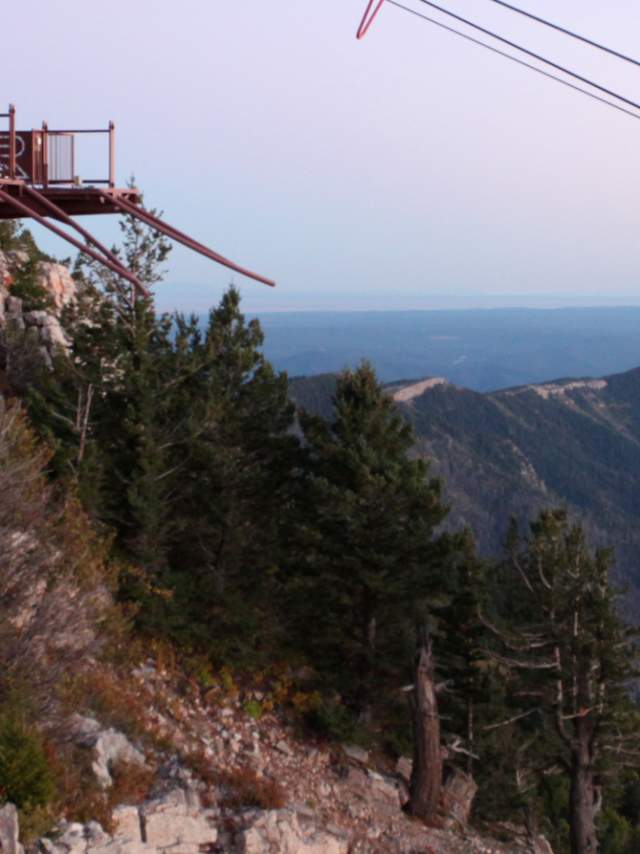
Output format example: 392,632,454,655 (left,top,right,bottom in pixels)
259,307,640,391
290,366,640,612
